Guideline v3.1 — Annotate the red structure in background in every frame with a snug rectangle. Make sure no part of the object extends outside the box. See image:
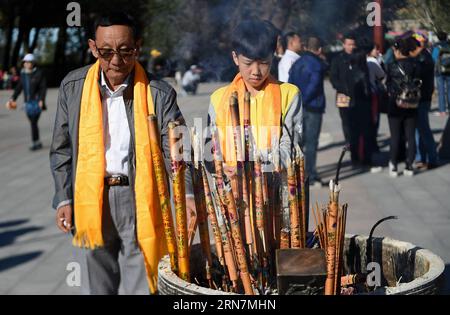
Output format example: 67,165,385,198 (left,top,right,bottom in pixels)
374,0,384,53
